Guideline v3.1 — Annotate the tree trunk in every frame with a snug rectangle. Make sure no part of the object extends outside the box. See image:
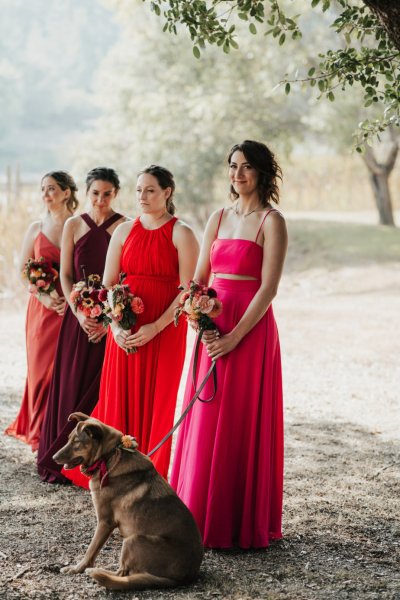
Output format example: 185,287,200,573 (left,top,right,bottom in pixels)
362,132,398,226
367,171,395,226
363,1,400,50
